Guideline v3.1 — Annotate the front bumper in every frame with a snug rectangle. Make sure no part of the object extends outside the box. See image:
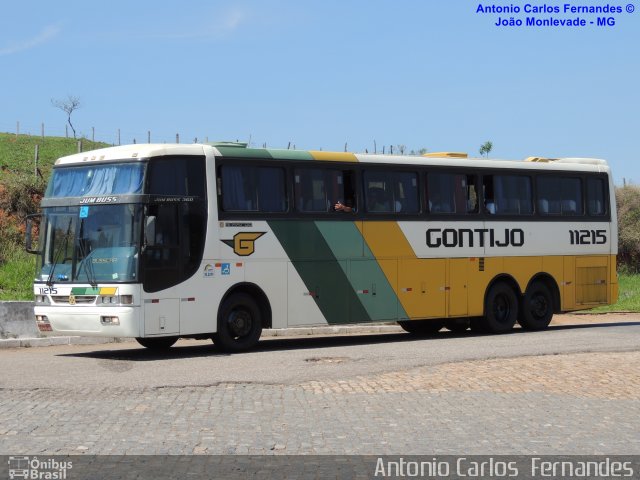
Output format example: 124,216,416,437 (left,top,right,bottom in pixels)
34,305,142,338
